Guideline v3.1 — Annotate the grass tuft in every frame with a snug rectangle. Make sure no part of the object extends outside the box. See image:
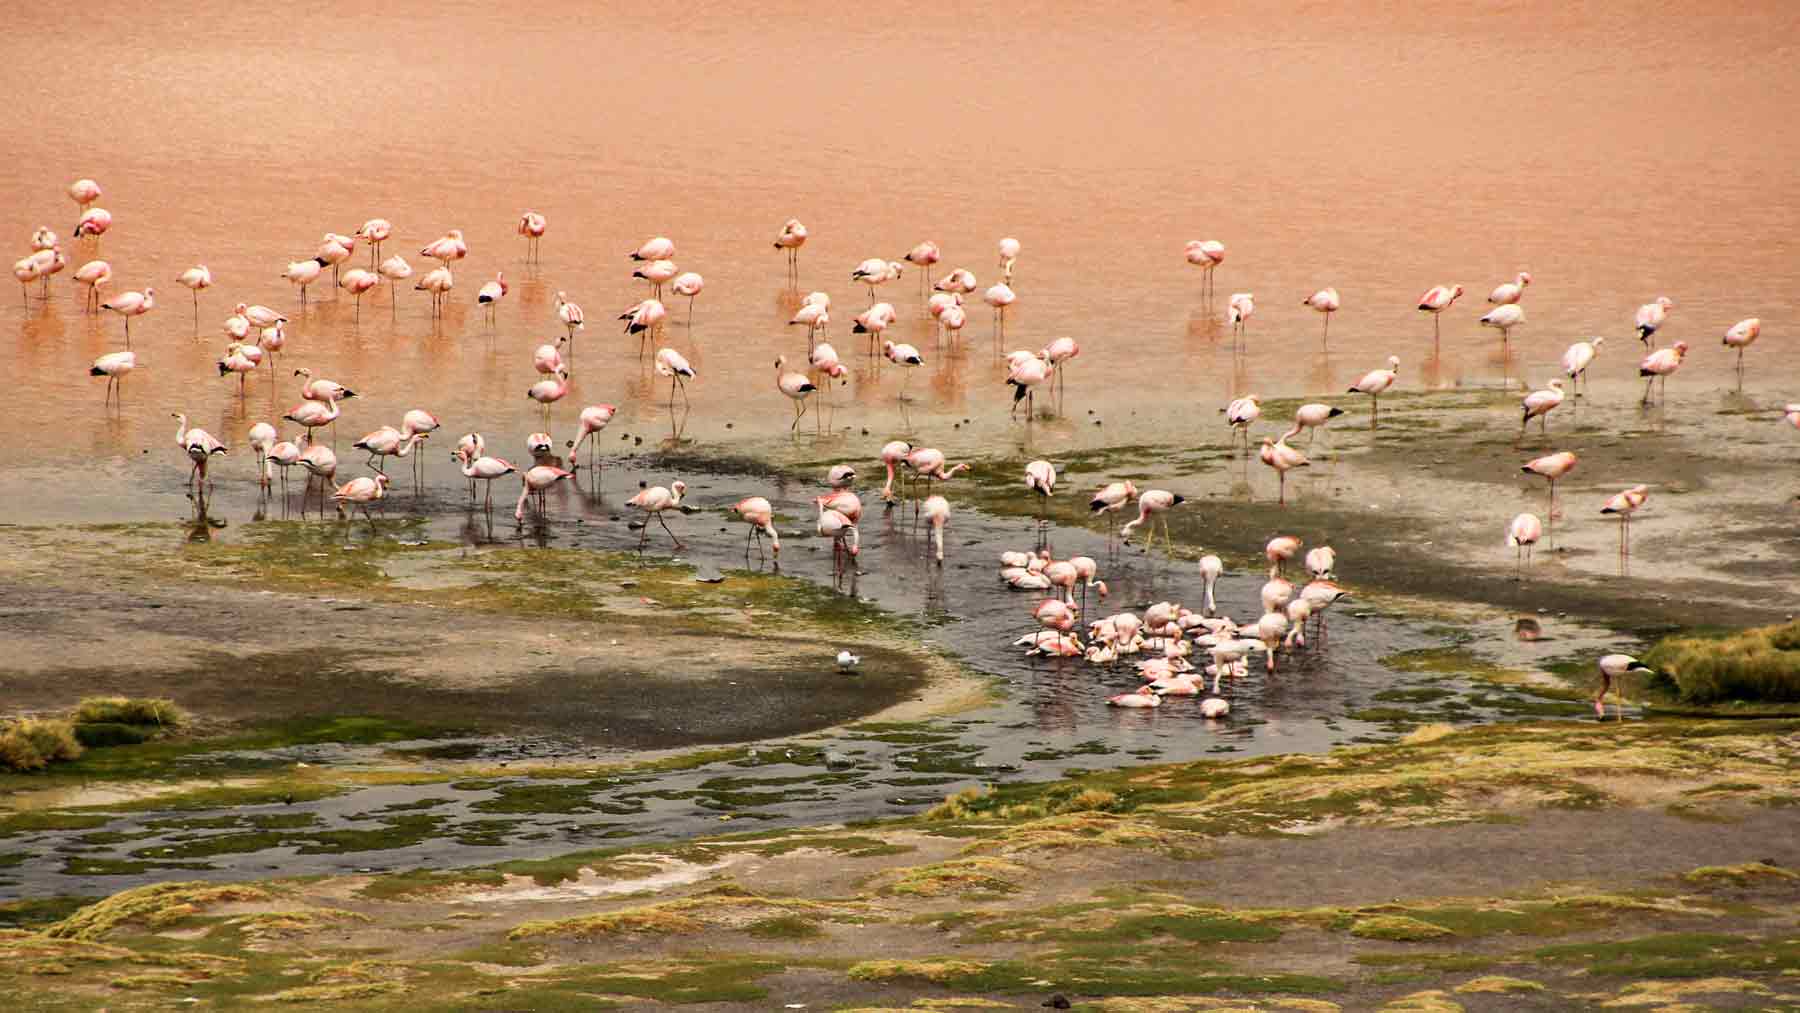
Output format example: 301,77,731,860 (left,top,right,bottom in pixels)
1350,915,1457,942
0,718,83,772
72,697,188,729
1643,620,1800,703
45,881,270,941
